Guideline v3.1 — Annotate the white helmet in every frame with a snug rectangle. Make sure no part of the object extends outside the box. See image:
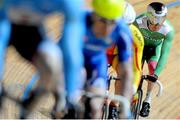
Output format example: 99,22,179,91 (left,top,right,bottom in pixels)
122,2,136,24
147,2,167,25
